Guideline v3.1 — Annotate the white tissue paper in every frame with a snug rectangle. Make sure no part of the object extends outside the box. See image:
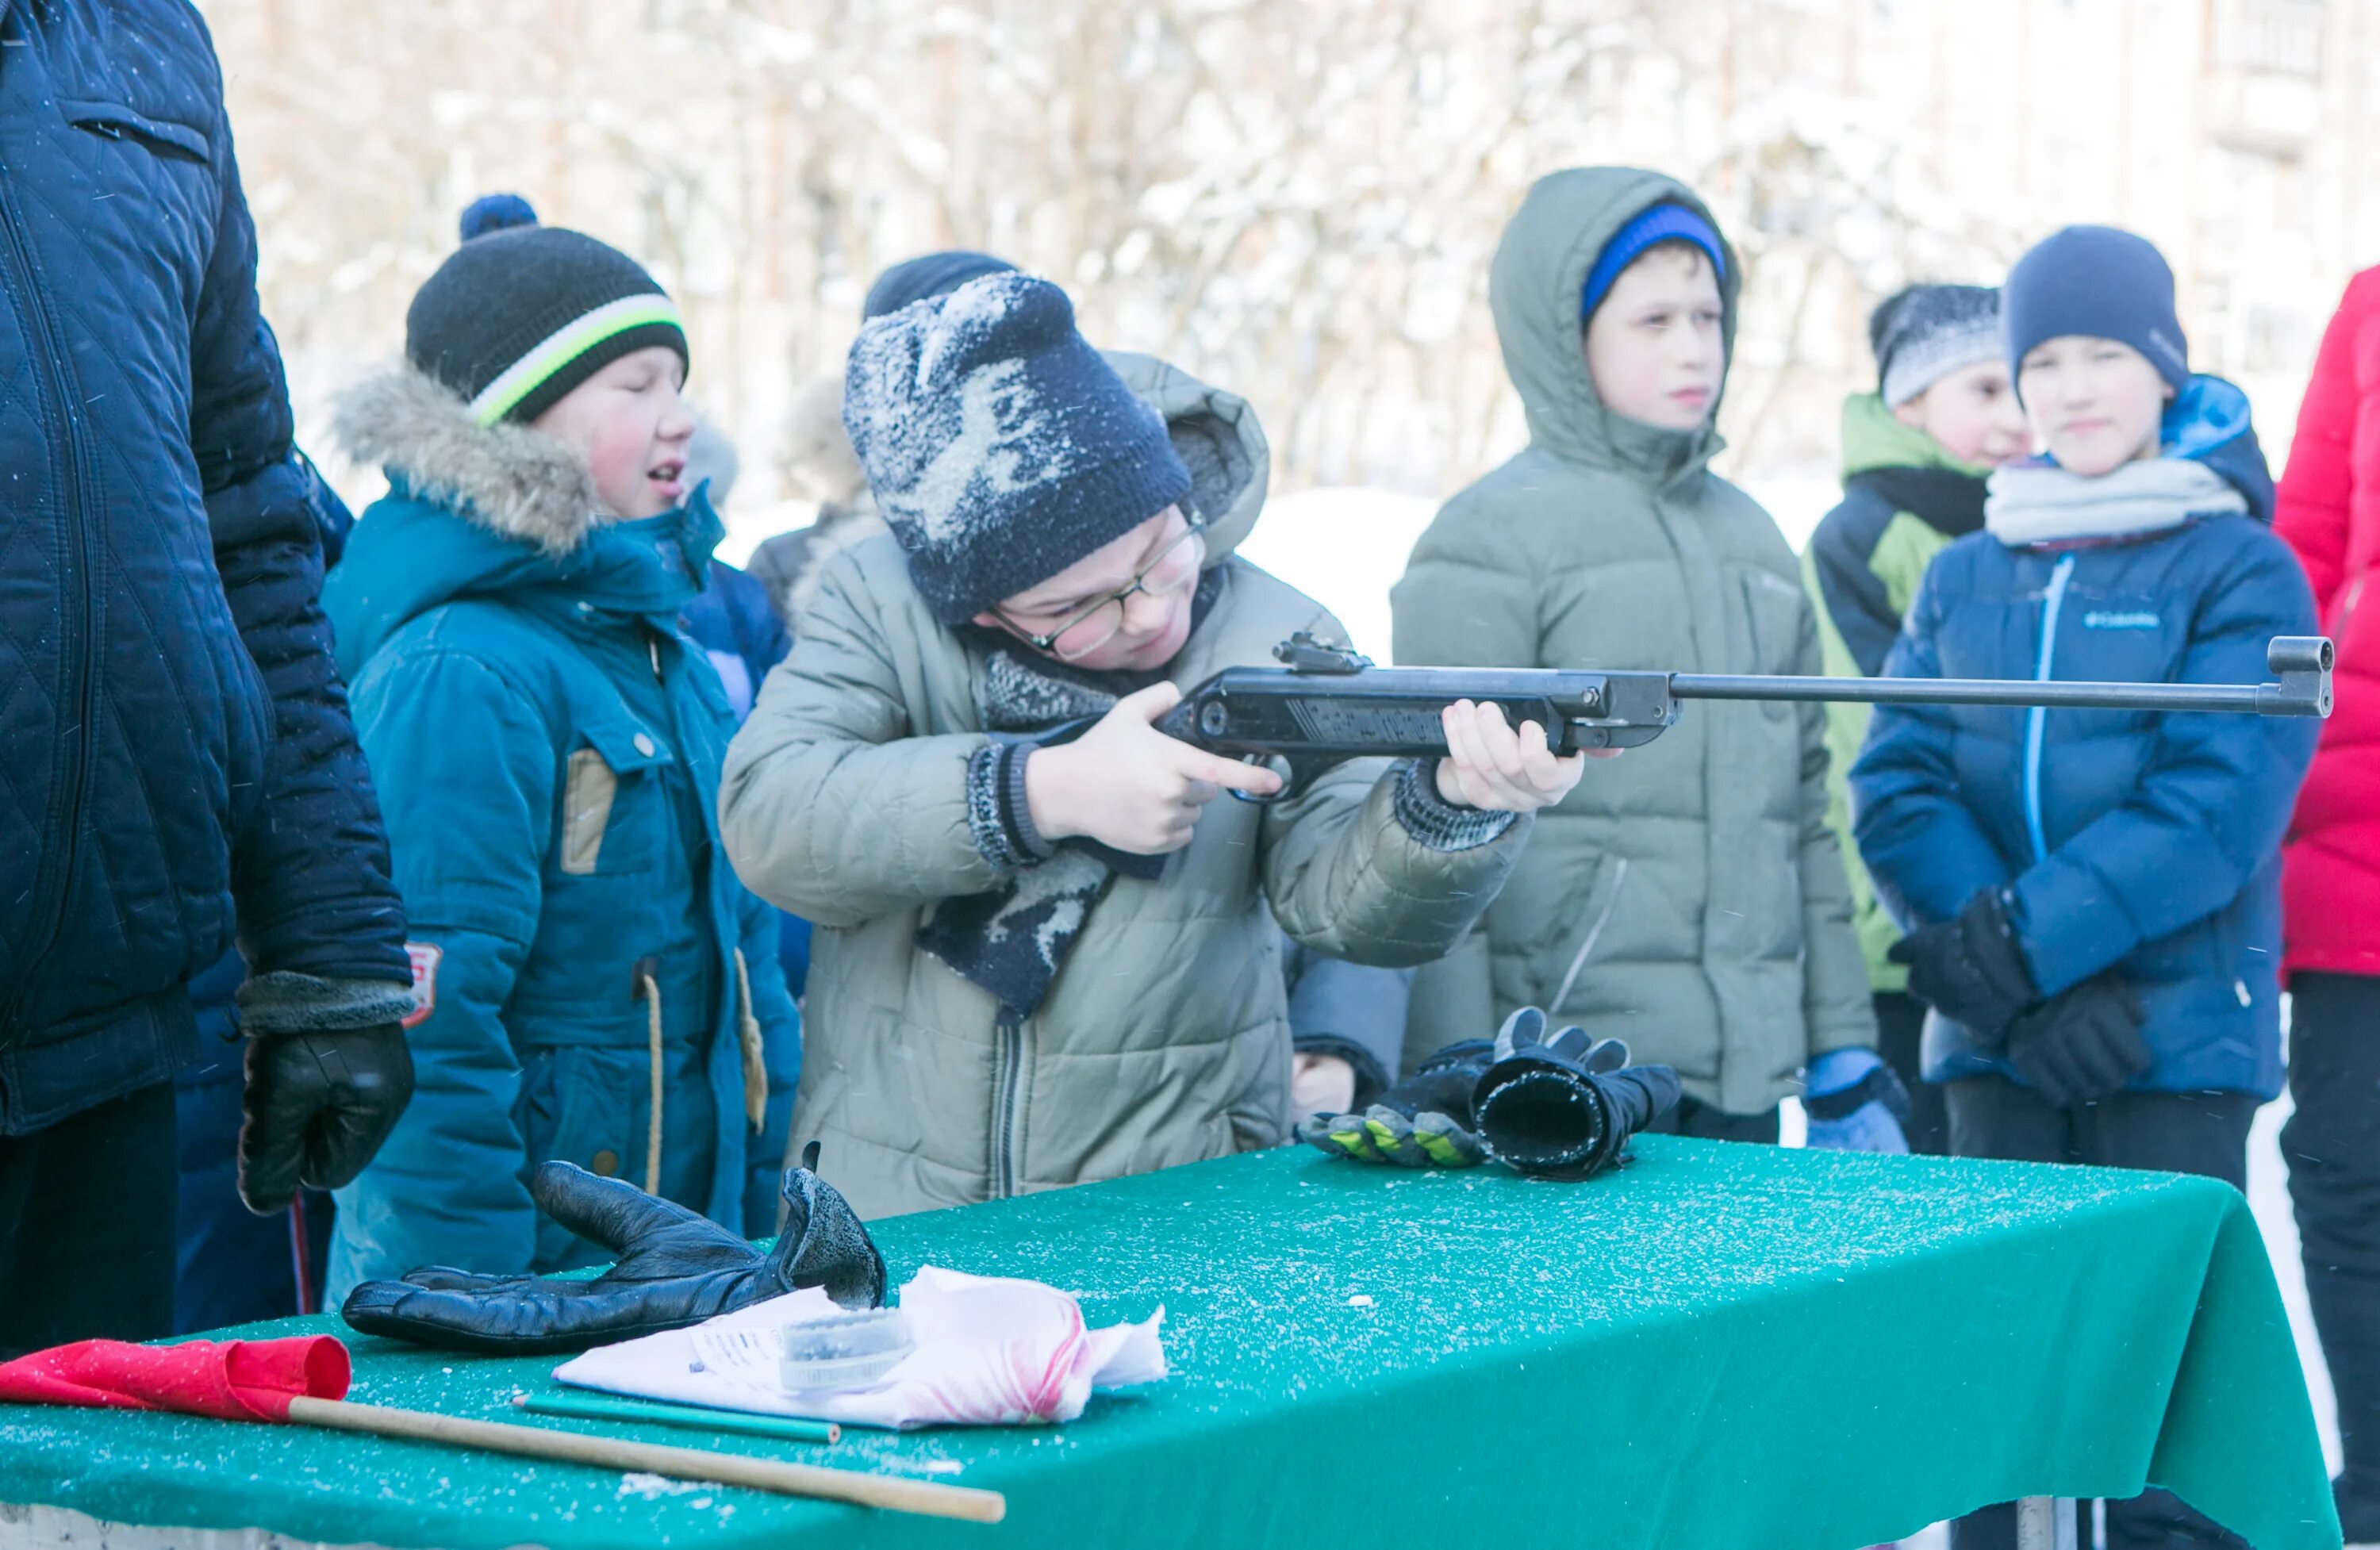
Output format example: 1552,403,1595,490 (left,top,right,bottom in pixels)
551,1265,1166,1430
